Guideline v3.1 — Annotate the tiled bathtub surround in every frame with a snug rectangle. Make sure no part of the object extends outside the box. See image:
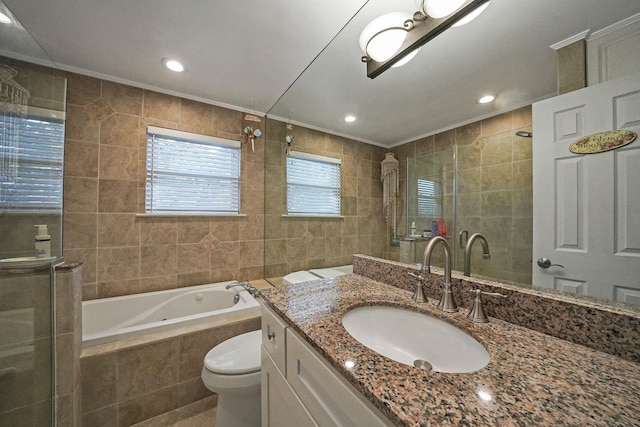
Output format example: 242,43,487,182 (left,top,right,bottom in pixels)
63,72,265,300
80,311,260,426
353,255,640,363
260,273,640,426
